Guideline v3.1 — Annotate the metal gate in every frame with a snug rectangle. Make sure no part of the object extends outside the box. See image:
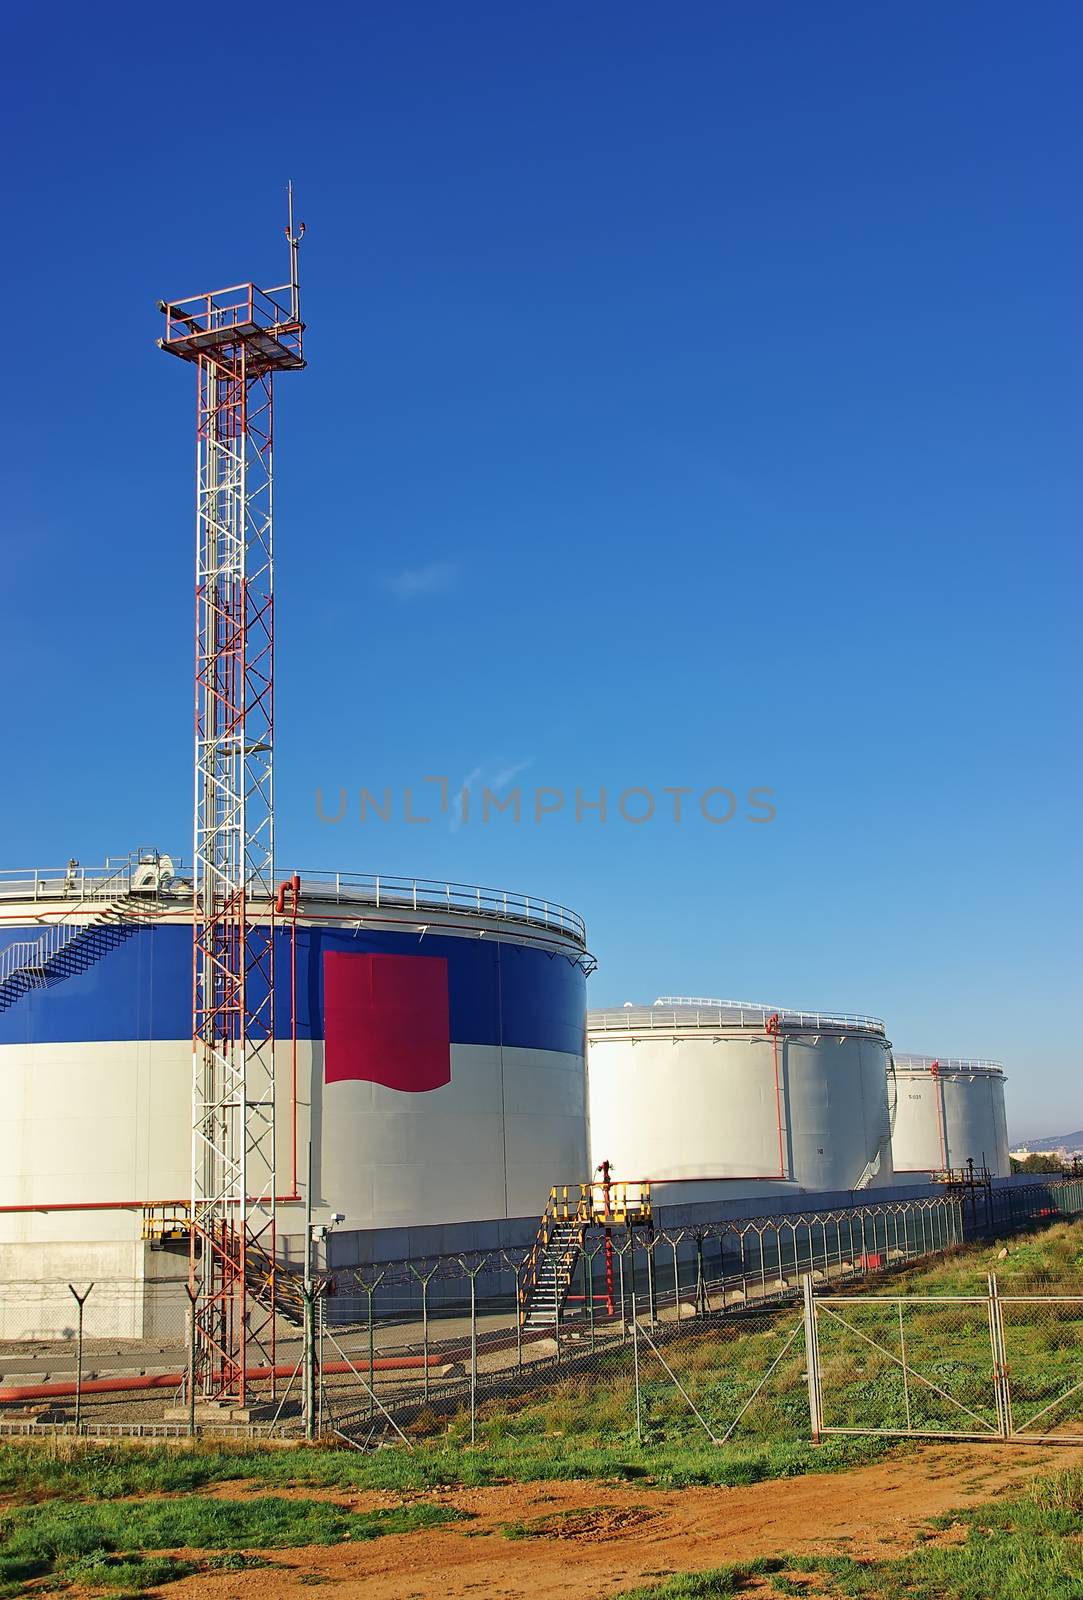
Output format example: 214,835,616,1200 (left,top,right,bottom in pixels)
803,1276,1083,1444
